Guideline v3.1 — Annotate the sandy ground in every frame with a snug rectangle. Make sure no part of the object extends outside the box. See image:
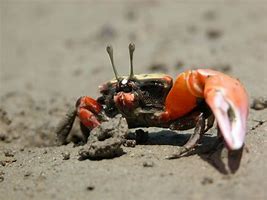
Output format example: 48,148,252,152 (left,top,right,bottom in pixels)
1,1,267,199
